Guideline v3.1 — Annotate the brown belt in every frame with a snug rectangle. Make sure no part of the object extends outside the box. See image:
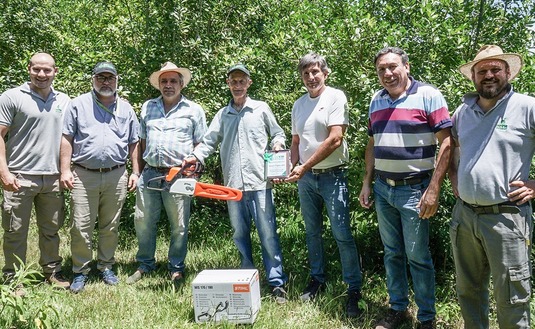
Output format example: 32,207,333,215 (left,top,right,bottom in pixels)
459,199,522,215
74,163,125,173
